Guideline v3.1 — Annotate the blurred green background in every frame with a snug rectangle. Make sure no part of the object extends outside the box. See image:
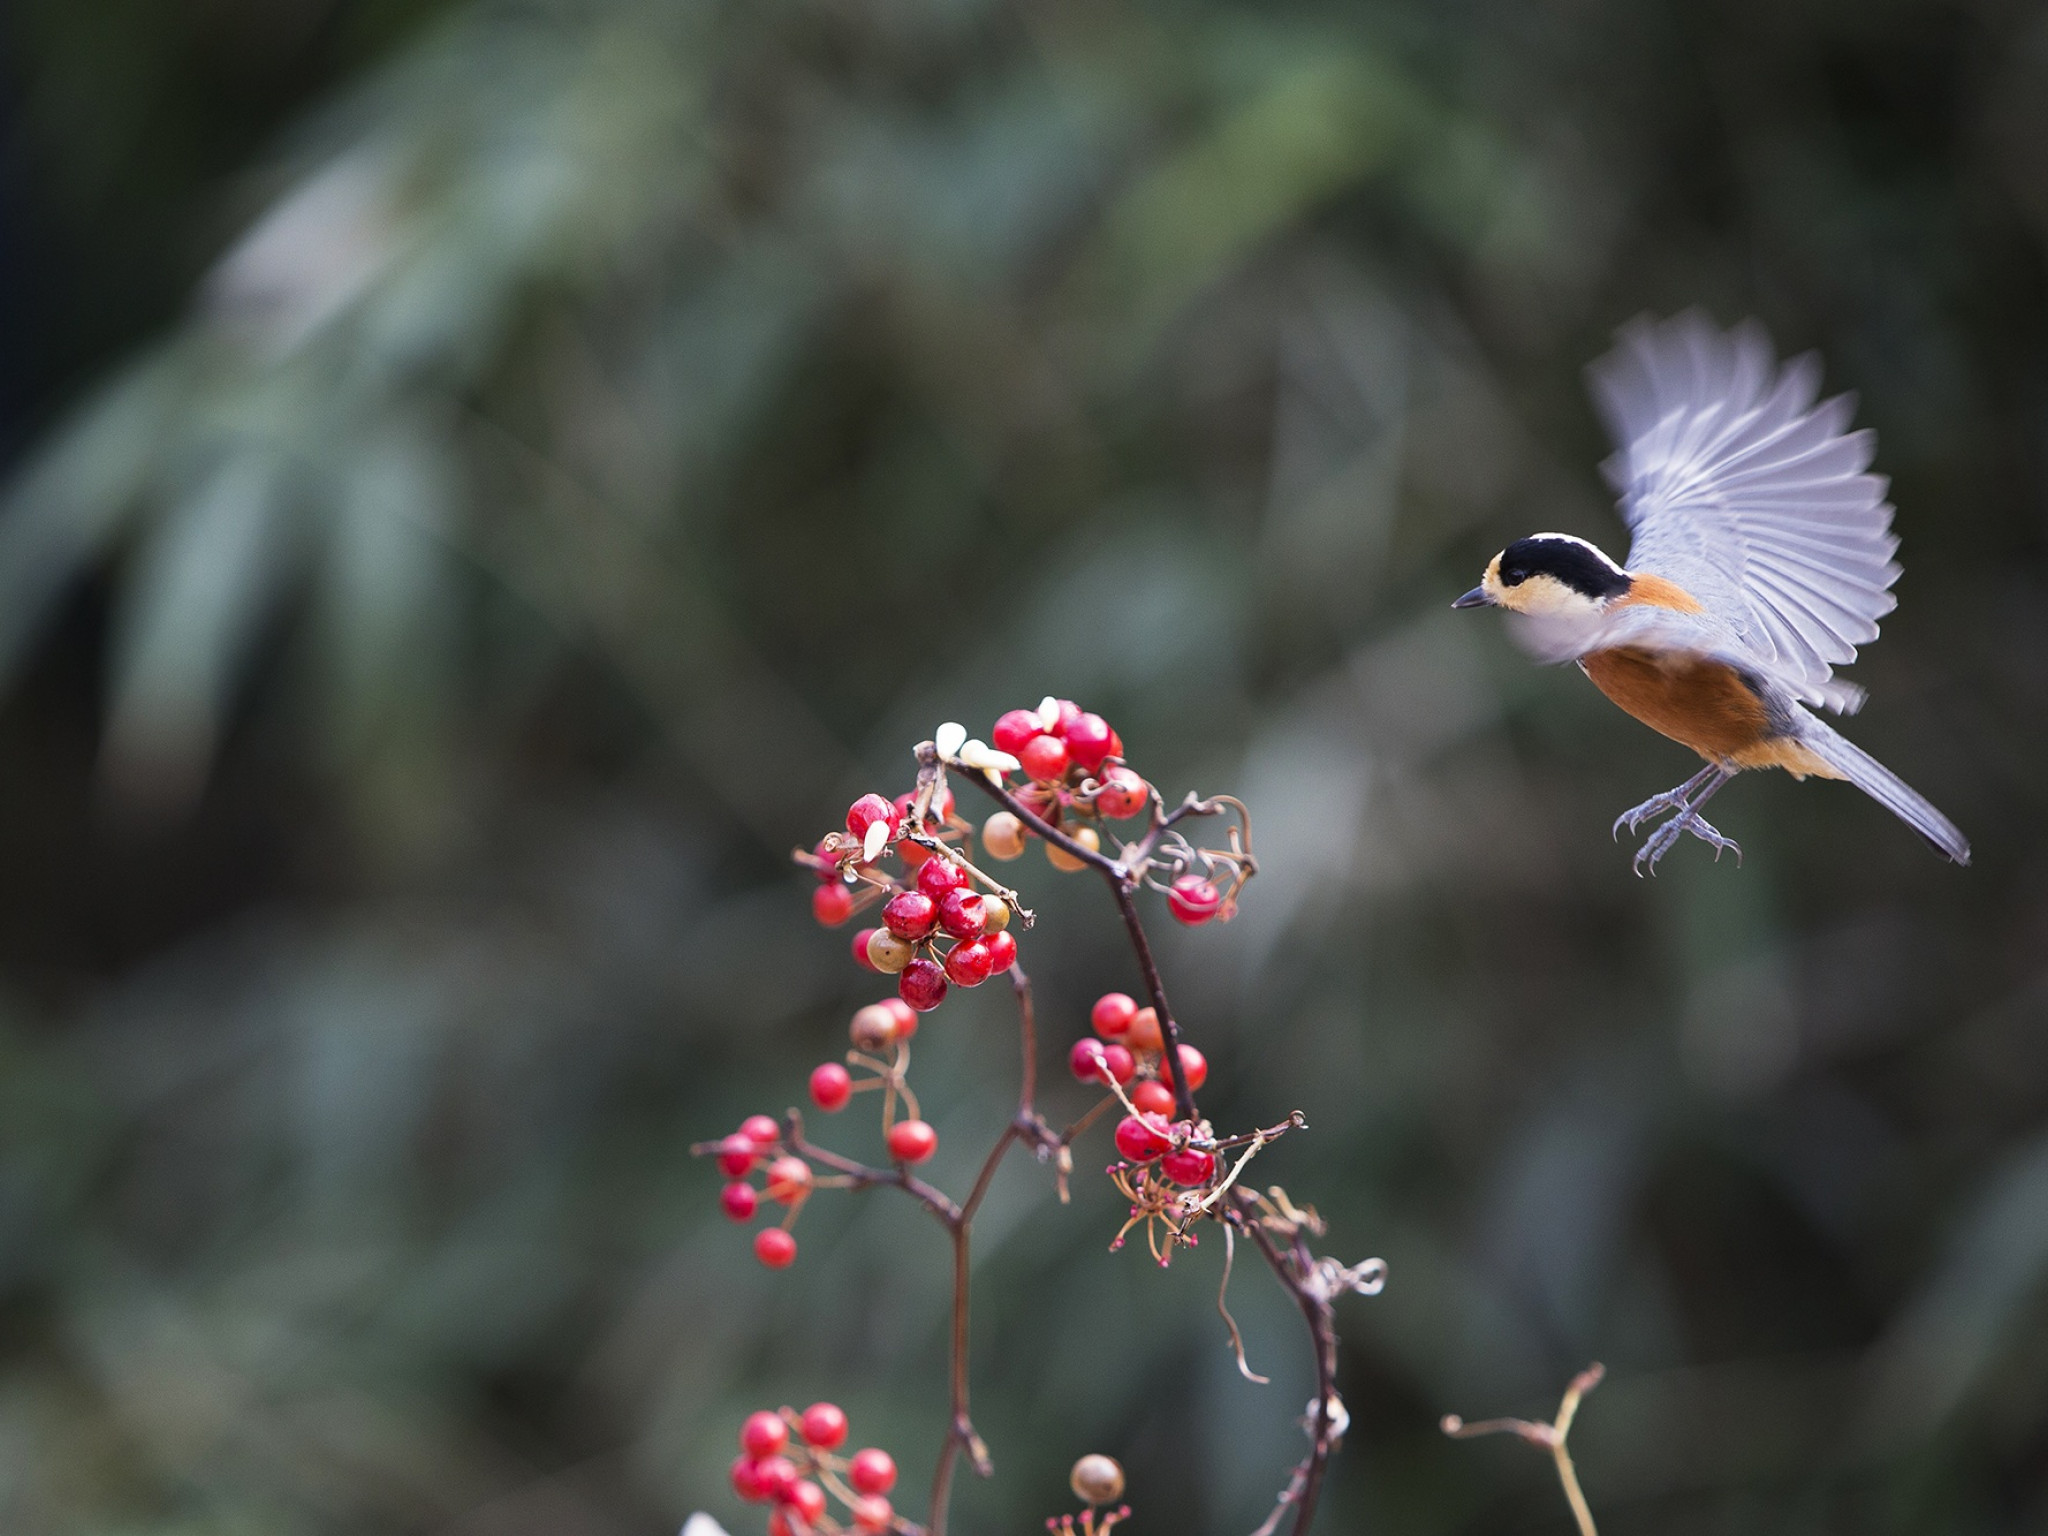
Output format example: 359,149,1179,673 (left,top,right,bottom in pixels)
0,0,2042,1532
